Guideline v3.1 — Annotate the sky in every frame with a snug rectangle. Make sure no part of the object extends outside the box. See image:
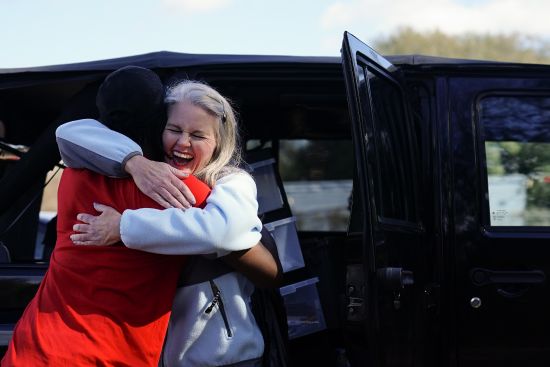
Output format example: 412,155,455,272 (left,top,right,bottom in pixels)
1,0,550,68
